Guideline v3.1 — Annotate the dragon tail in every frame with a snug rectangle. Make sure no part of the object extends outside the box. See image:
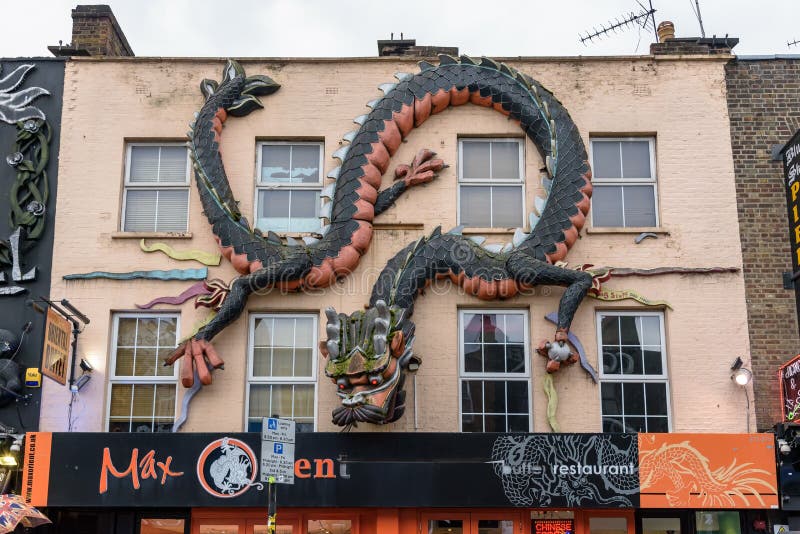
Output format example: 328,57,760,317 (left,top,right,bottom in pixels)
189,60,285,273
